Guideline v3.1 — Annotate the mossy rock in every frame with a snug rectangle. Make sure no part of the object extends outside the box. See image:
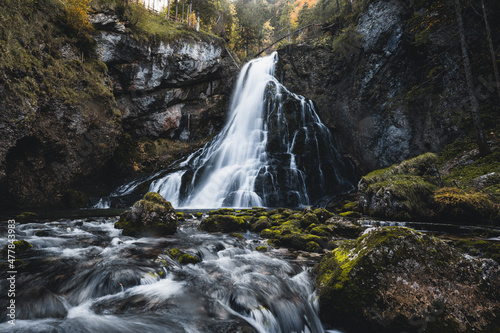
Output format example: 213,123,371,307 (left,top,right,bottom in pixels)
300,213,320,228
358,153,441,221
260,228,280,239
452,238,500,263
310,226,331,237
256,246,268,252
229,233,245,240
115,192,178,237
199,214,248,233
251,216,271,232
341,201,358,212
208,208,236,216
339,211,361,218
327,218,364,239
176,212,185,221
167,248,200,265
314,226,500,332
16,211,38,219
193,212,203,219
313,208,335,223
13,240,33,253
434,187,498,223
271,232,327,252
